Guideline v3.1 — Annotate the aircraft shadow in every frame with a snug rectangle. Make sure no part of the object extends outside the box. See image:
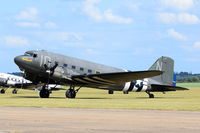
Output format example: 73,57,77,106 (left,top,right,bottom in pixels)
11,96,65,99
